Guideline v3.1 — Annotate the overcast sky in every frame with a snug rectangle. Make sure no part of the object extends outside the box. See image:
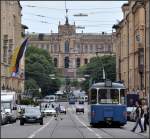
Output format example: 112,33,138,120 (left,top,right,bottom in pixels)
20,1,127,34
